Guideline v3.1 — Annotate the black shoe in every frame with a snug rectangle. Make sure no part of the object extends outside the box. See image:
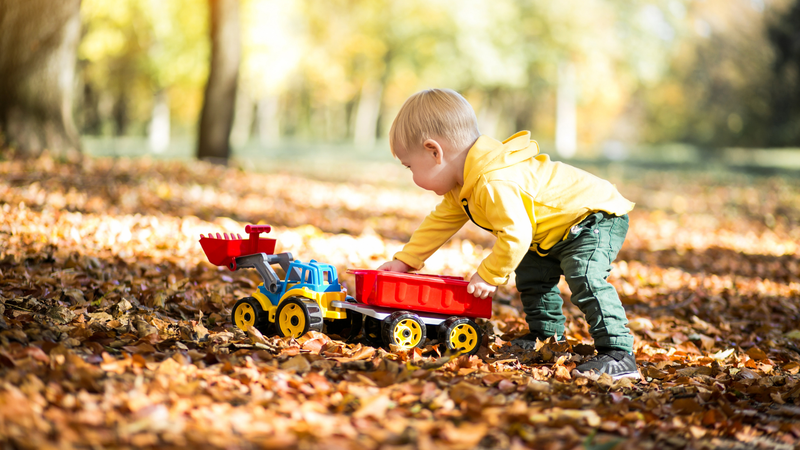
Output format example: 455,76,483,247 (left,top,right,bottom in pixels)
511,332,566,350
575,349,640,380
